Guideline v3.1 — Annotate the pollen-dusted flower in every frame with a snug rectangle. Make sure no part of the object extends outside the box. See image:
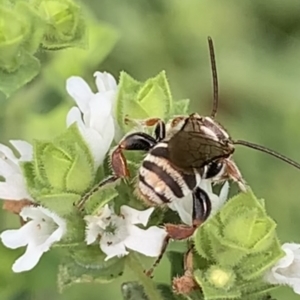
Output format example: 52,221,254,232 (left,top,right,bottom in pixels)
168,181,229,226
85,205,168,261
0,206,67,273
0,140,33,201
66,71,117,168
265,243,300,295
